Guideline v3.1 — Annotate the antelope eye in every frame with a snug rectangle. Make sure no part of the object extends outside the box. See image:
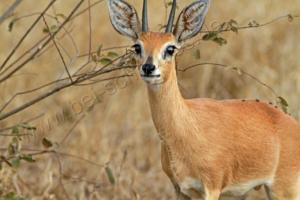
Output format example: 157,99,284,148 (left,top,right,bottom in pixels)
132,44,142,55
165,45,177,57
